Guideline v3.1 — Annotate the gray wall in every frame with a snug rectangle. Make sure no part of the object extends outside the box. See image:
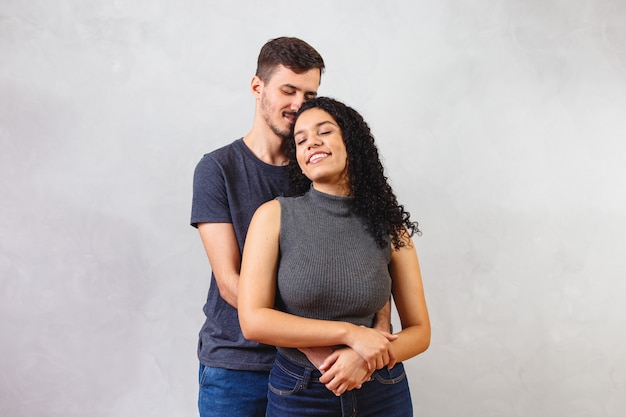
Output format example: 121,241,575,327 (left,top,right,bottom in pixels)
2,1,625,416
